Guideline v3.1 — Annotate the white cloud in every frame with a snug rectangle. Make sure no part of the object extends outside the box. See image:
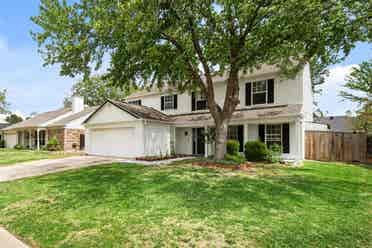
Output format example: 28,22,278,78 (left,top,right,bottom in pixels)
0,34,76,115
316,64,359,116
